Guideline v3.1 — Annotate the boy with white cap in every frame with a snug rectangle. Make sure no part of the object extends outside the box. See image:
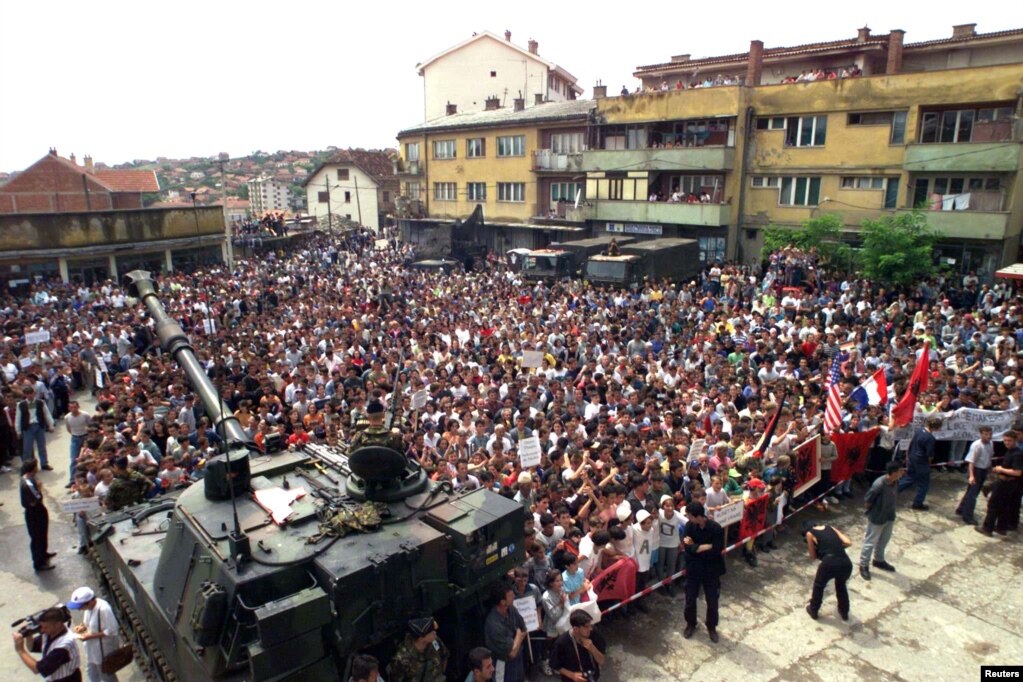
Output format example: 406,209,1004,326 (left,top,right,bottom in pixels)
67,587,120,682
